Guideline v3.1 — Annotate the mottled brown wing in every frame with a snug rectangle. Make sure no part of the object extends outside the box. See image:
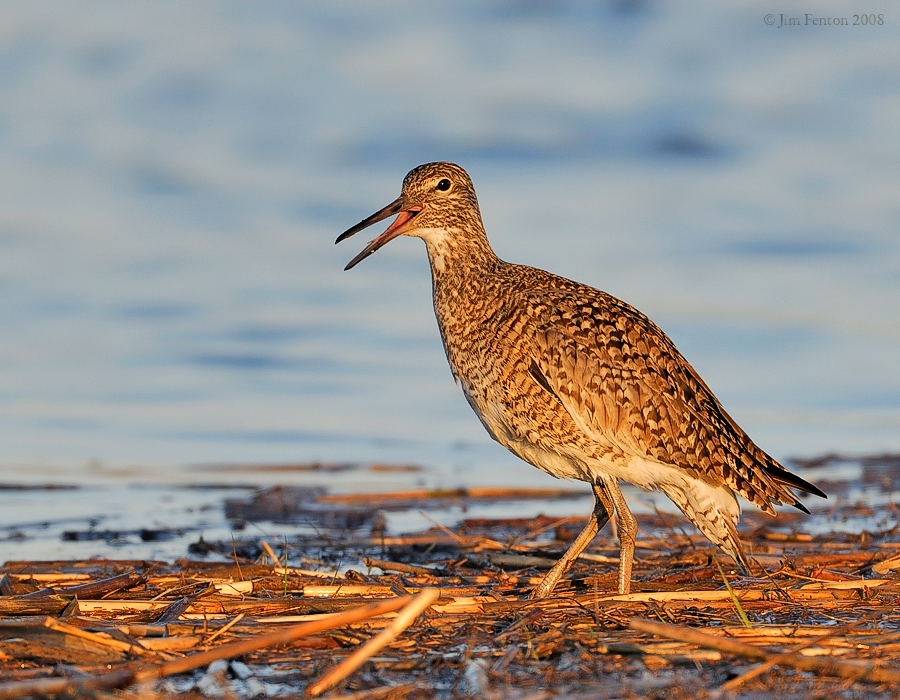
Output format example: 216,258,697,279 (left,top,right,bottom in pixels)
525,286,820,512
